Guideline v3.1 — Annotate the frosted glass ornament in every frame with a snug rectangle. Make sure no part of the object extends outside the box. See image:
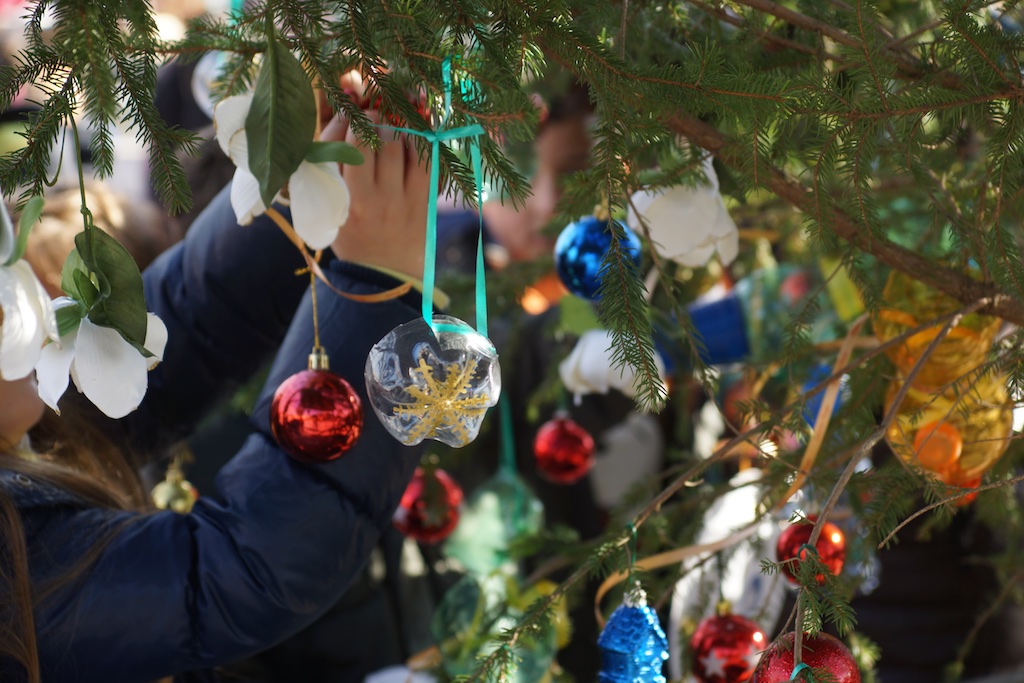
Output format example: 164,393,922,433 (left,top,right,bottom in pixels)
444,471,545,575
